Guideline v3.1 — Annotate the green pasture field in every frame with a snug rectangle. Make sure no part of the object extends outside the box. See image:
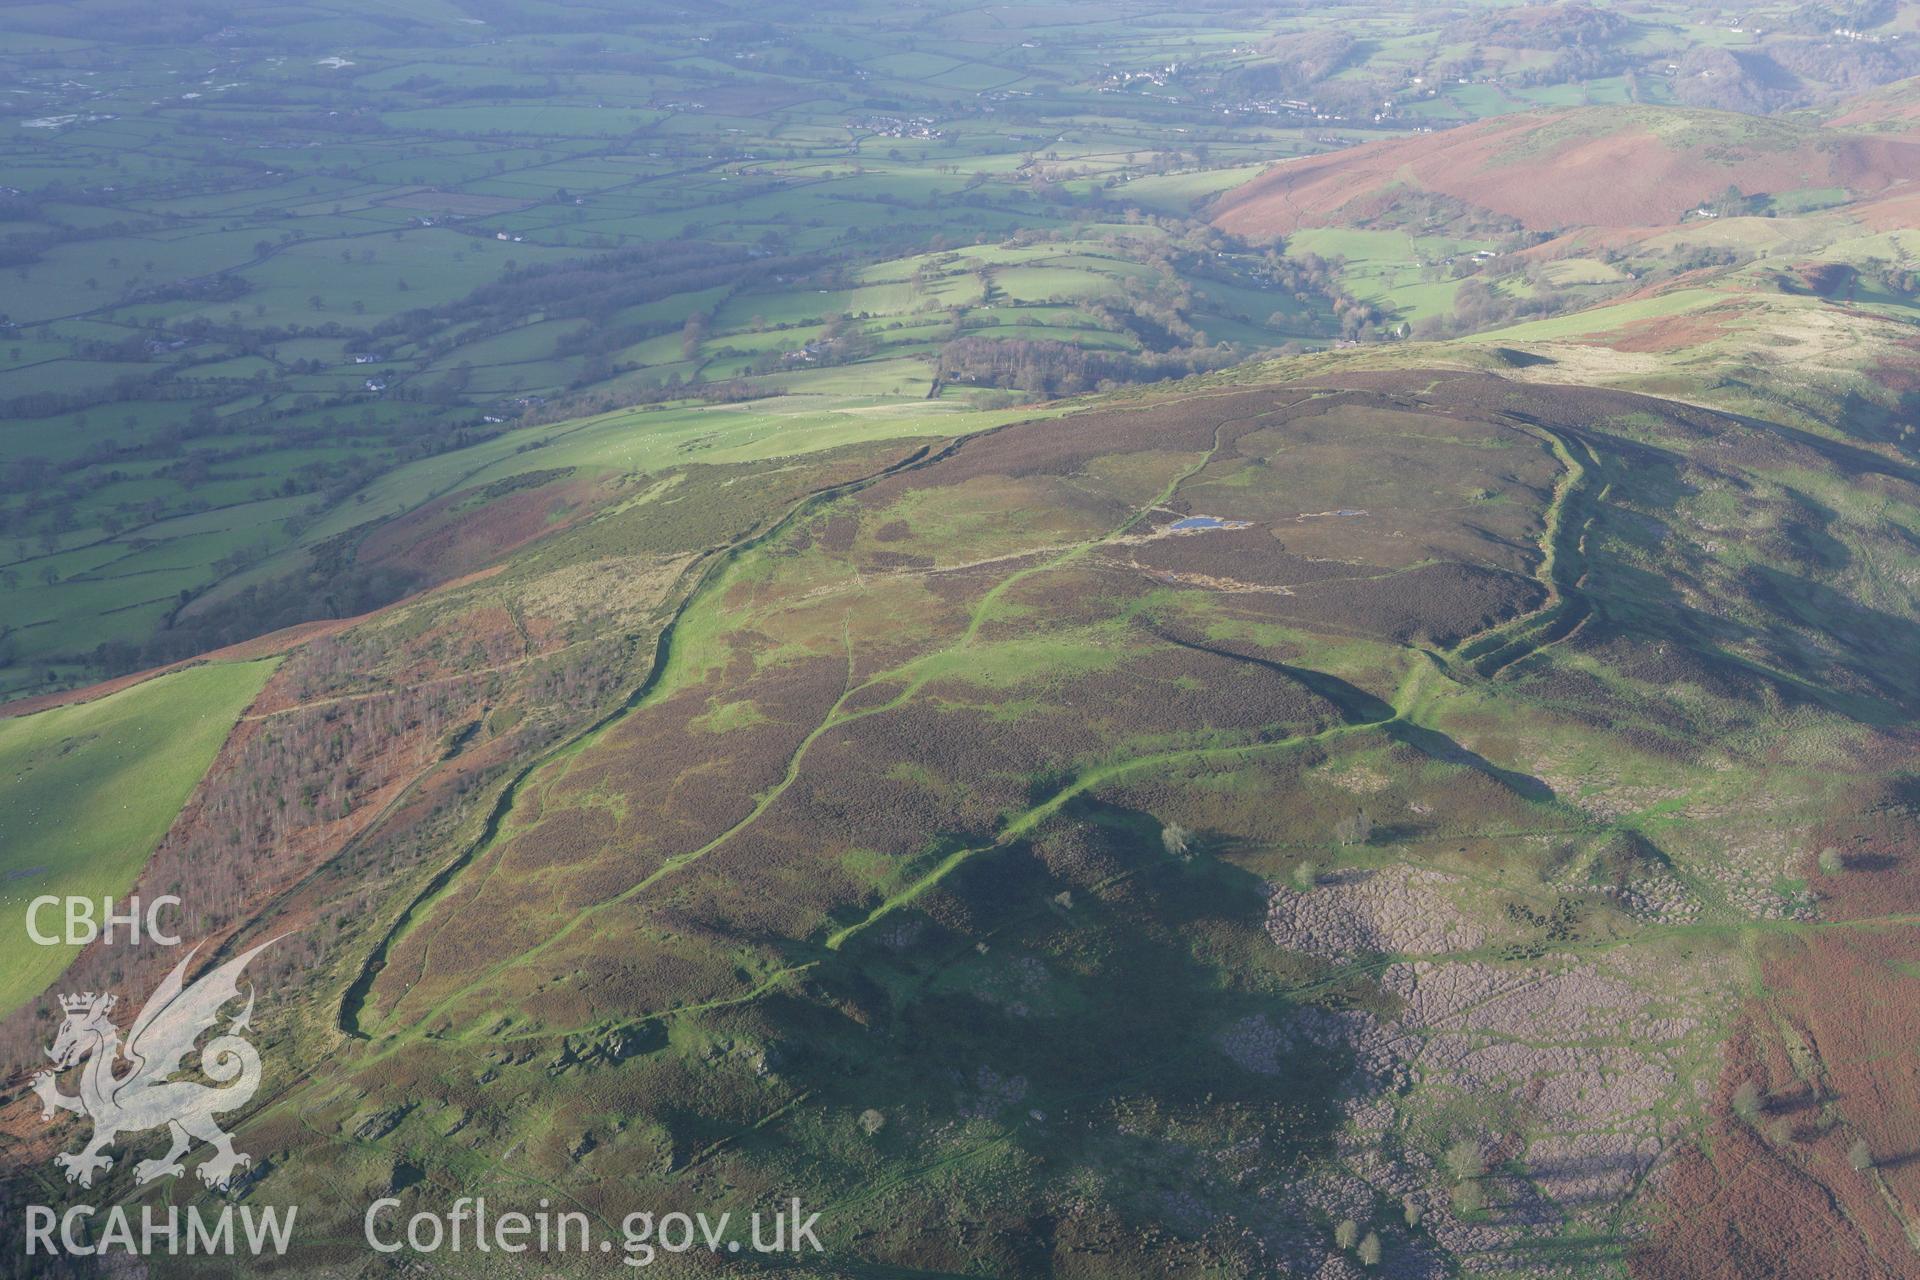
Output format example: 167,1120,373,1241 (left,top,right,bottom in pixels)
199,396,1054,609
1289,227,1493,323
1470,288,1722,342
0,659,276,1015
